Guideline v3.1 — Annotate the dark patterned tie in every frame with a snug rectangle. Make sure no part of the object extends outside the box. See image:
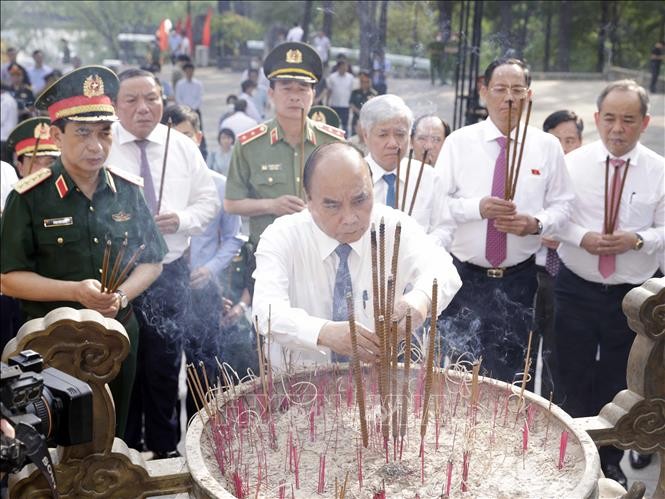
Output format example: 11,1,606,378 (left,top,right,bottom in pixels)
135,139,158,214
485,136,508,267
599,159,625,278
331,244,352,362
383,173,396,209
545,248,560,277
